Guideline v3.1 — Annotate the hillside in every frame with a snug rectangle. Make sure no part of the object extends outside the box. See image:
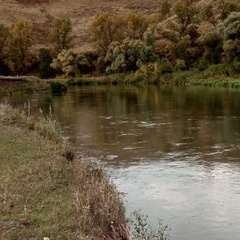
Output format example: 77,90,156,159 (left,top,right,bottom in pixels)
0,0,165,51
